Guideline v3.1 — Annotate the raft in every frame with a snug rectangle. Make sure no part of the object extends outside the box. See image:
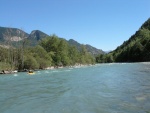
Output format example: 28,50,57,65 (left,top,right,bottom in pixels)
28,70,35,75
